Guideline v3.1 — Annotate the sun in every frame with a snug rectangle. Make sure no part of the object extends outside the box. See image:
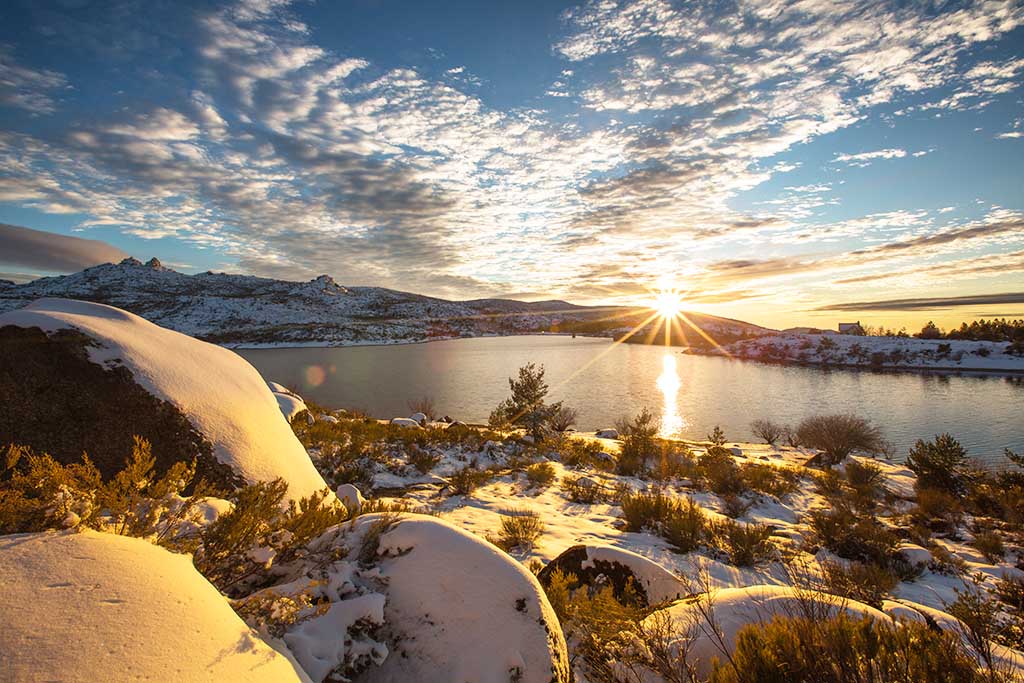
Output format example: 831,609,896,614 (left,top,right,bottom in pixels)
651,289,684,319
